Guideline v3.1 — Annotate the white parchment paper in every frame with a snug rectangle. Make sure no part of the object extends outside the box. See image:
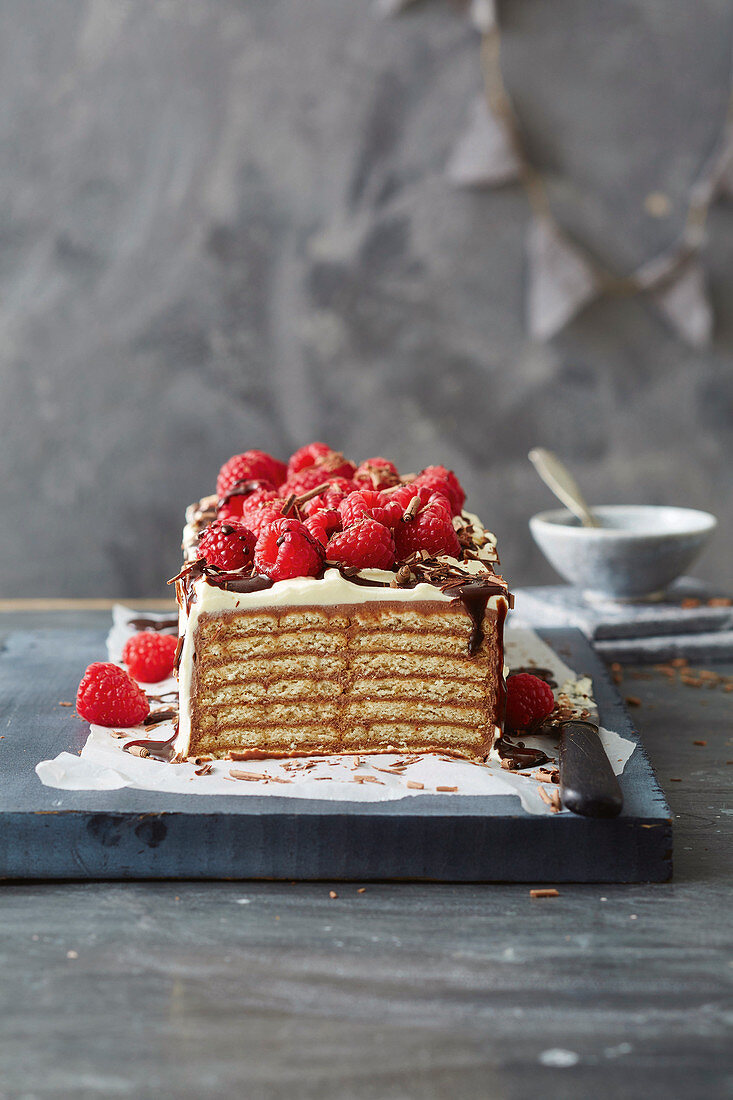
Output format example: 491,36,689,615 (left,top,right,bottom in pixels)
35,607,636,814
